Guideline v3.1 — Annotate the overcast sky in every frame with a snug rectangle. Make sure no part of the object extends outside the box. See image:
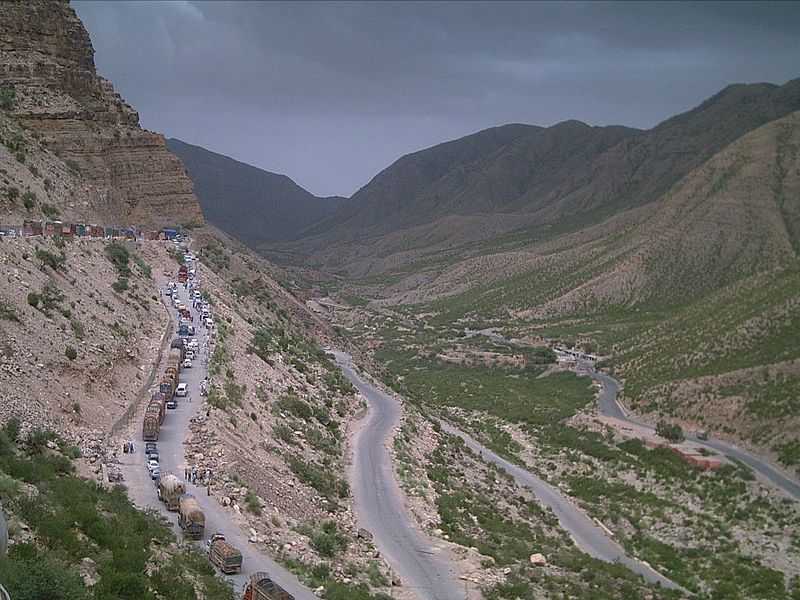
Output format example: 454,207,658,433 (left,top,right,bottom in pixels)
72,1,800,198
